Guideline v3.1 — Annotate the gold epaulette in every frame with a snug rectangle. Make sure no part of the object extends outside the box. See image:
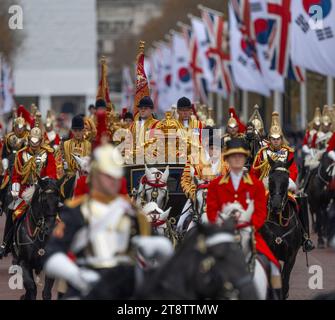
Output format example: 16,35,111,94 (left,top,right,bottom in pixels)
243,173,254,185
41,144,54,153
283,145,295,153
65,195,88,208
